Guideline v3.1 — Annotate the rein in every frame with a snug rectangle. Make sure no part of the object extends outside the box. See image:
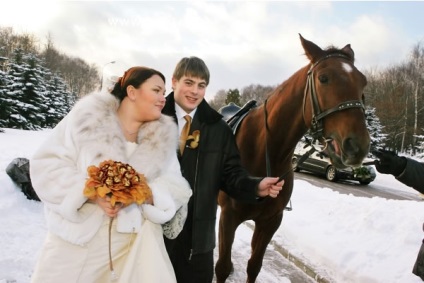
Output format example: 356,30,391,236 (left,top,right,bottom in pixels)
263,99,316,184
264,99,294,211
